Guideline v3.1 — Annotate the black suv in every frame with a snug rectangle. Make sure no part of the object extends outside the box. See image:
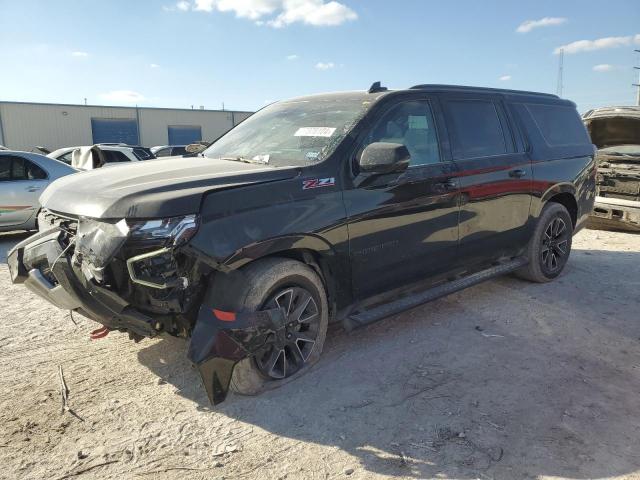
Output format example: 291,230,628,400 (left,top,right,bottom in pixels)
8,84,596,404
